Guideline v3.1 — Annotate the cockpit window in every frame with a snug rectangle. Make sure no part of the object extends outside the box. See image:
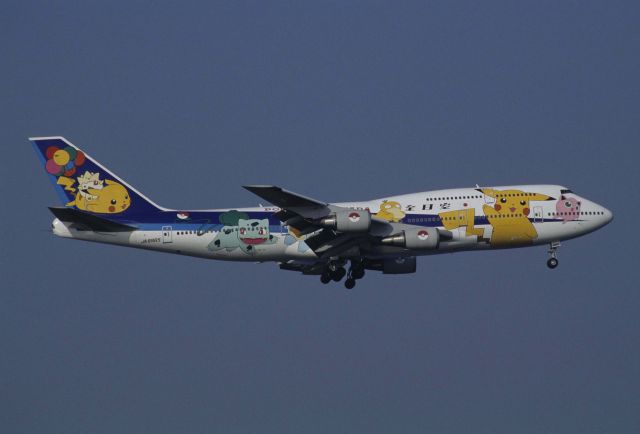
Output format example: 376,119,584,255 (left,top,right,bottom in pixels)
560,189,573,194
